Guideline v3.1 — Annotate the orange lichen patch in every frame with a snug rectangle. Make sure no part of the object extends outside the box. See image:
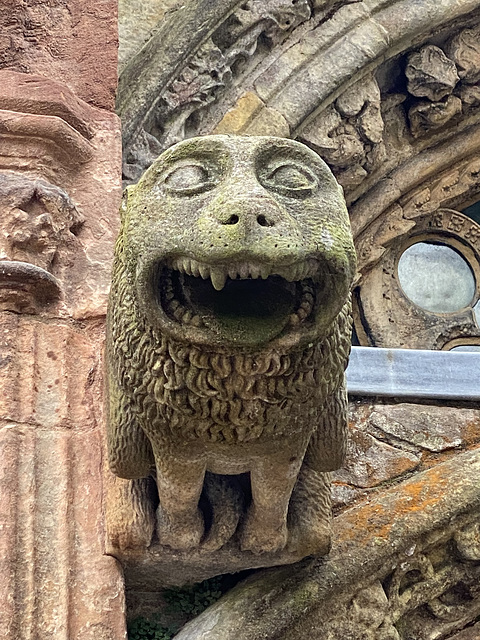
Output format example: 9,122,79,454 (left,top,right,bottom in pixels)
335,460,469,549
419,446,476,471
338,500,393,545
385,454,420,479
461,418,480,446
395,470,444,515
